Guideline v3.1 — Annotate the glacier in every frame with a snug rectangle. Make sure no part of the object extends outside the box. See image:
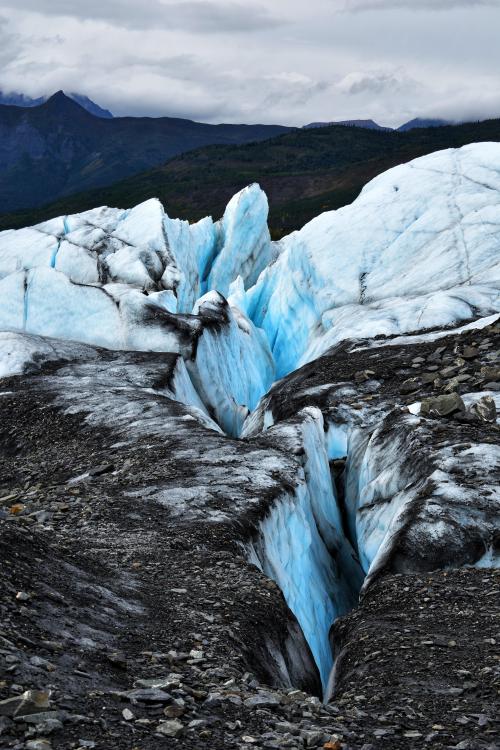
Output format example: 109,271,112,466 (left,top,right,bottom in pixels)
1,142,499,694
235,142,500,376
248,408,363,690
1,144,500,381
